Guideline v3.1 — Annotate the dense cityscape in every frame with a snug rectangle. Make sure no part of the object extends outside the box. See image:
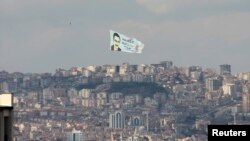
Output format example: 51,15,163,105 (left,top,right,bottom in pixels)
1,61,250,141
